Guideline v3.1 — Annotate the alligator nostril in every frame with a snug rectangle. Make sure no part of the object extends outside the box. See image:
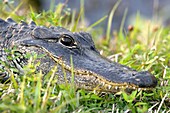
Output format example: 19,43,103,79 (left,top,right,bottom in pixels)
132,73,136,76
